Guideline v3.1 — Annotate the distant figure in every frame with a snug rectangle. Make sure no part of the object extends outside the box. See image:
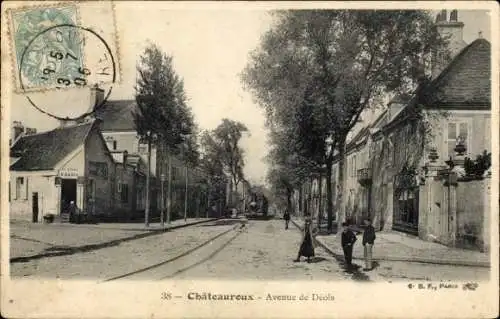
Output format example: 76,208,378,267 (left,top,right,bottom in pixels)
68,201,77,223
341,222,357,269
283,209,290,230
294,215,316,263
362,217,376,271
